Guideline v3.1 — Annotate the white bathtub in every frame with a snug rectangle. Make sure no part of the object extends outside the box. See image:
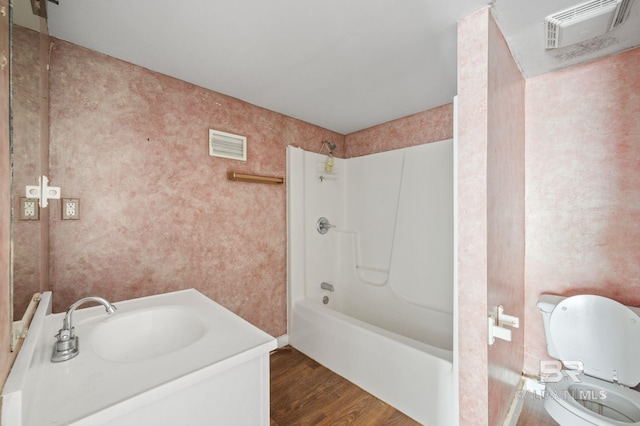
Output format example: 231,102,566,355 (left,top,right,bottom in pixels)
289,297,454,425
287,143,455,424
